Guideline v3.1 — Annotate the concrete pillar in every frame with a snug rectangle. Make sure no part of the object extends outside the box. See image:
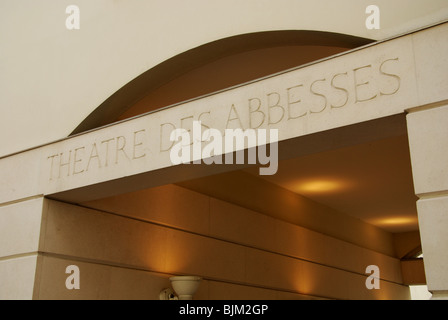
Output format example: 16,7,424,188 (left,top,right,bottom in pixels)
407,104,448,300
0,196,46,300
